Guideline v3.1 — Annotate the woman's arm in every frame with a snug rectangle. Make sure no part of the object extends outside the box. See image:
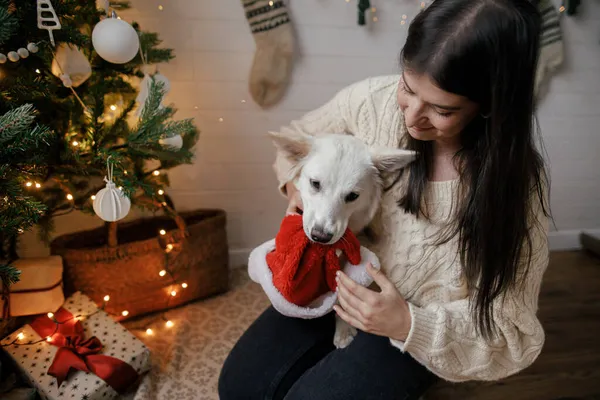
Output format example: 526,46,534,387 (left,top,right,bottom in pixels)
391,198,550,382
